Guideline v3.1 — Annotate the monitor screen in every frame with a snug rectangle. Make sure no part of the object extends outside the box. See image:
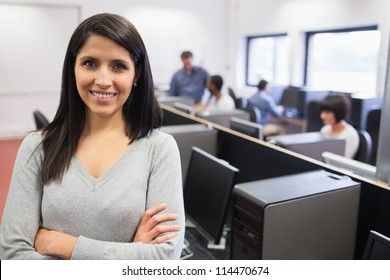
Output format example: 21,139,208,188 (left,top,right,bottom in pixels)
322,151,376,180
279,86,301,108
230,117,263,140
183,147,239,245
279,86,305,117
362,230,390,260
